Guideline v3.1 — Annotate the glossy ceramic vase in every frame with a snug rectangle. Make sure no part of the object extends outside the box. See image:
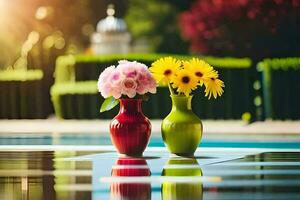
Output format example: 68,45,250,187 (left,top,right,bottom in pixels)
161,95,202,156
110,158,151,200
161,158,203,200
110,98,151,156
